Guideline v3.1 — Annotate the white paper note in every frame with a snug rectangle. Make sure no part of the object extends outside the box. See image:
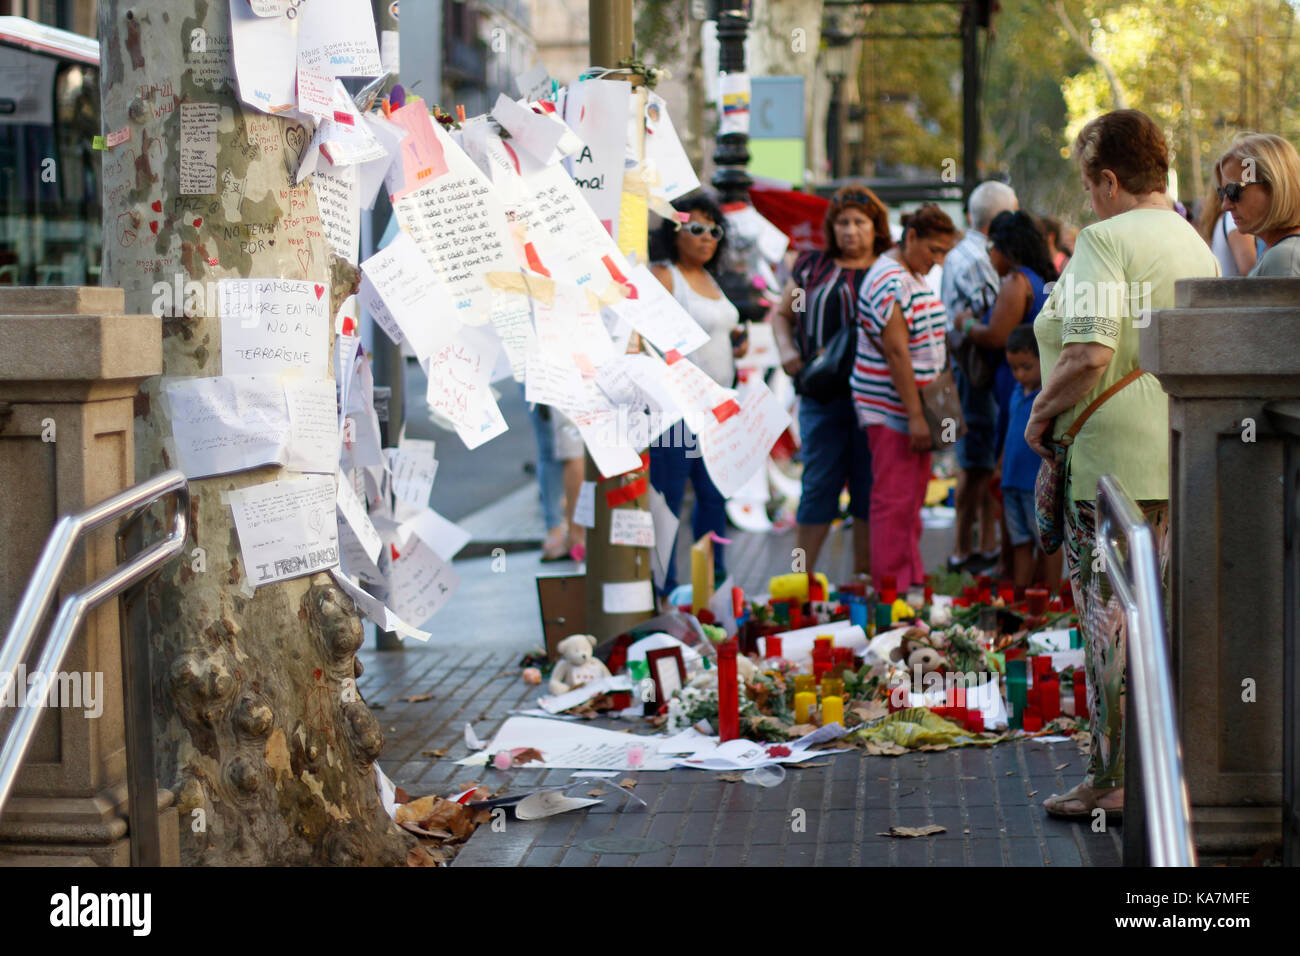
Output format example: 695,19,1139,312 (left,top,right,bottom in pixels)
296,0,382,79
329,568,431,642
165,375,288,479
573,481,596,528
336,473,383,564
220,278,330,376
644,92,700,203
388,443,438,509
388,535,460,624
229,475,339,587
563,79,630,240
603,579,655,613
230,1,298,115
284,378,340,474
698,380,792,498
359,230,445,361
179,102,219,195
398,507,472,563
424,322,500,430
610,508,654,548
313,161,361,263
648,485,679,590
604,264,710,356
452,389,508,451
392,119,521,324
510,163,627,289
